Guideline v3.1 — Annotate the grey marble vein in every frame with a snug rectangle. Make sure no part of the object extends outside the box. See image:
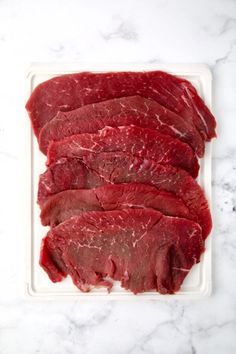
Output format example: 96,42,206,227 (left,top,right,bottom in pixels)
215,40,236,64
218,16,236,36
101,21,138,41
